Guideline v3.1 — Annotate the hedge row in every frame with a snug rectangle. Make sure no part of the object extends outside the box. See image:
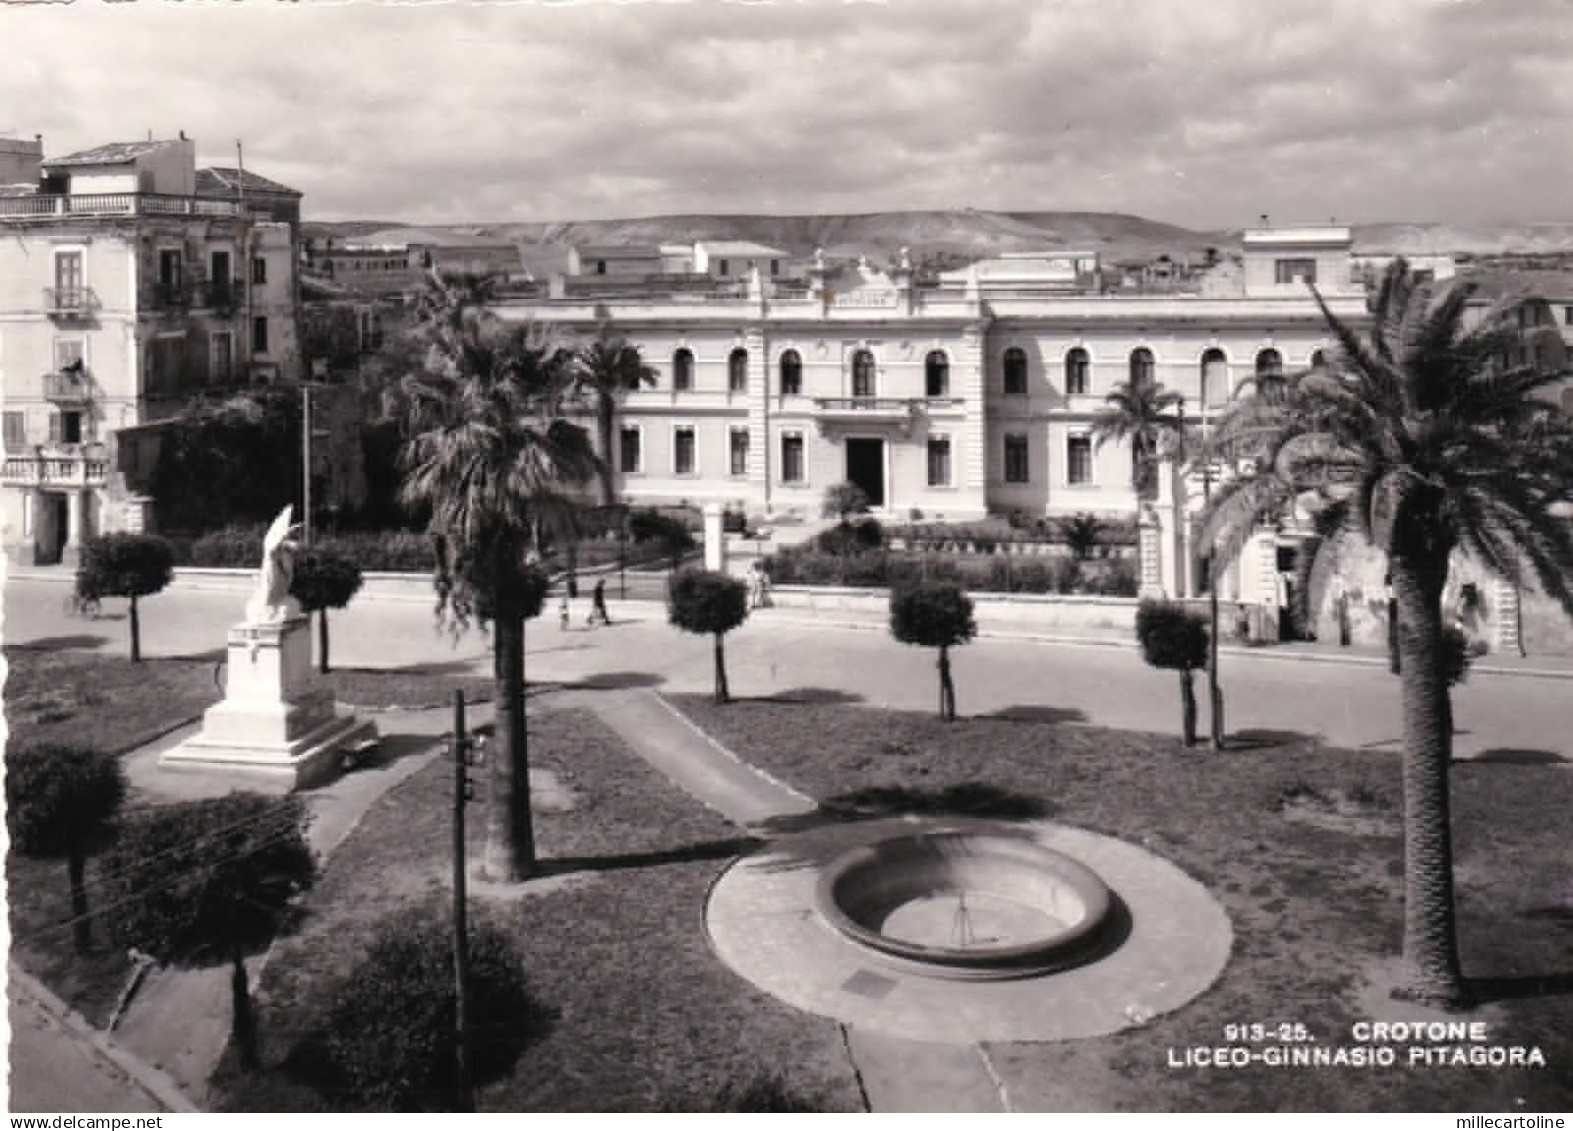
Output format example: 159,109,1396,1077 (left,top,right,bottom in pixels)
762,549,1140,596
883,518,1140,548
